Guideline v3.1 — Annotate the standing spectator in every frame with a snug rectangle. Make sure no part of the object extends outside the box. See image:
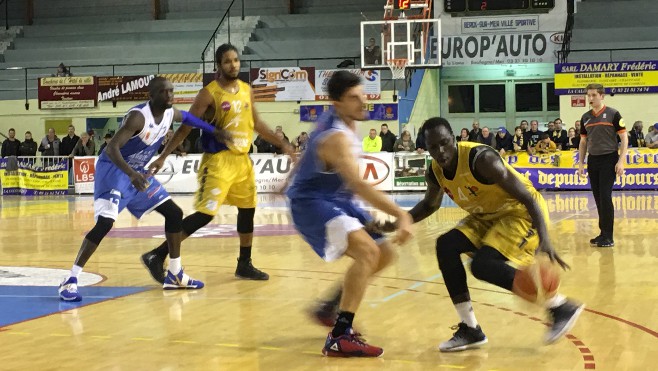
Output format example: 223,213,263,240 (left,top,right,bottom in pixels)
494,127,513,155
379,123,397,152
363,37,382,65
98,133,112,155
54,63,72,77
567,128,580,150
293,132,309,152
39,128,61,156
456,128,470,142
480,127,495,147
393,130,415,152
512,126,524,152
70,131,95,157
519,120,529,133
628,121,645,148
523,120,542,150
362,128,382,152
1,128,21,157
254,134,276,153
60,125,80,158
468,120,484,143
577,83,628,248
645,123,658,149
19,131,38,157
552,120,568,150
